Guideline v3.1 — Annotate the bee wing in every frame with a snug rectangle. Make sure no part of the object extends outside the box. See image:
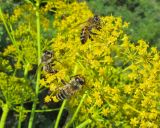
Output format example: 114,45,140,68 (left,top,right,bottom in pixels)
71,20,88,29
